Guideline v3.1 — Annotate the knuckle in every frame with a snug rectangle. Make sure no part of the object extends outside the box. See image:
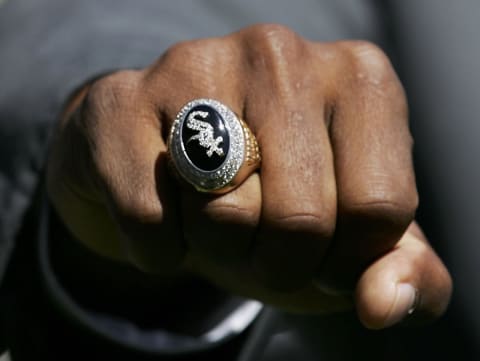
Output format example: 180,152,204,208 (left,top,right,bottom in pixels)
155,38,235,96
185,203,258,261
162,39,210,62
245,23,305,68
113,200,166,255
266,211,335,241
241,24,309,101
89,143,160,225
85,71,140,114
206,204,259,229
344,41,397,89
160,38,229,72
247,23,299,45
113,190,164,227
255,210,334,290
342,194,418,231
